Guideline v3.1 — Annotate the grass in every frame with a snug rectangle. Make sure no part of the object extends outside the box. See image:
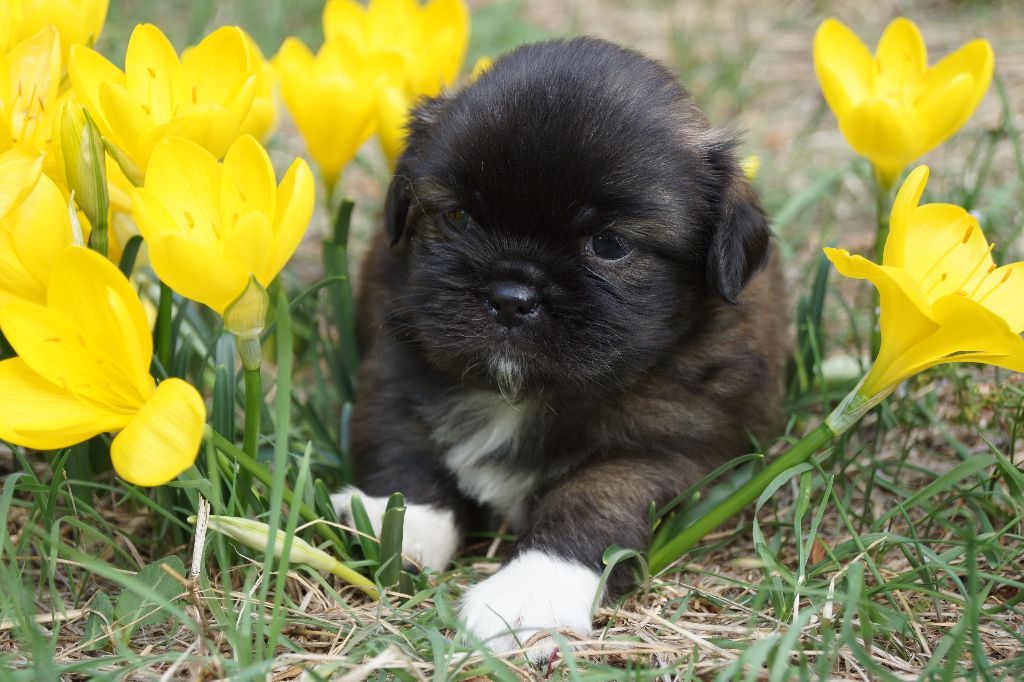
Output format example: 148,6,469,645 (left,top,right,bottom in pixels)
2,0,1024,679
